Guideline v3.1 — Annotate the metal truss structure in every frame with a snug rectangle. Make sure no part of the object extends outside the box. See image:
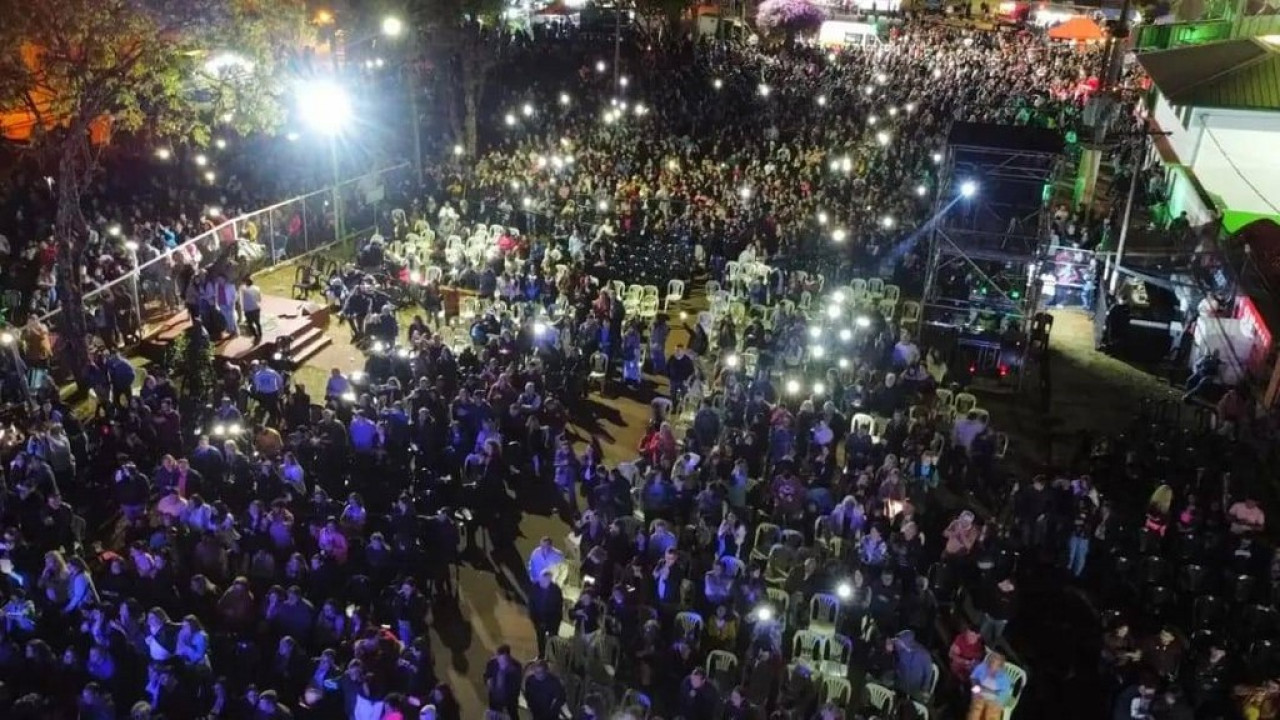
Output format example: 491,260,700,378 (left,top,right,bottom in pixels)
922,123,1066,334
